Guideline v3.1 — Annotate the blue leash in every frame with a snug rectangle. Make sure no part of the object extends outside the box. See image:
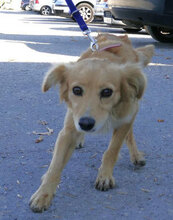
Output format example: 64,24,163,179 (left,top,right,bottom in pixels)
65,0,98,51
